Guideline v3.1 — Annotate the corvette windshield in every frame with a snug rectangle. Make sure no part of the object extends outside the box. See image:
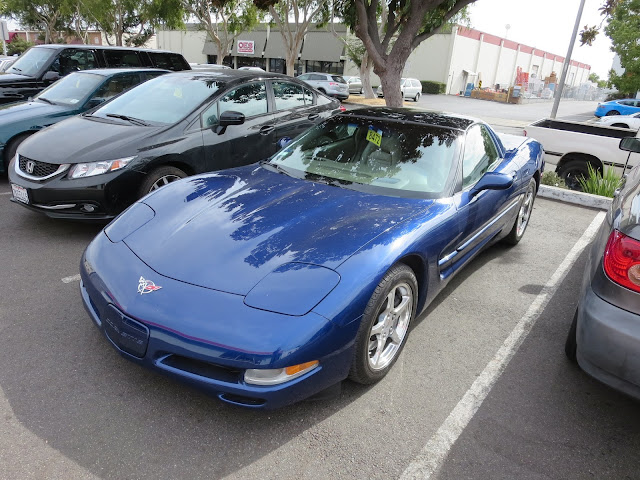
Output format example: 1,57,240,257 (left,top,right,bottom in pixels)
92,74,223,125
268,116,461,197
